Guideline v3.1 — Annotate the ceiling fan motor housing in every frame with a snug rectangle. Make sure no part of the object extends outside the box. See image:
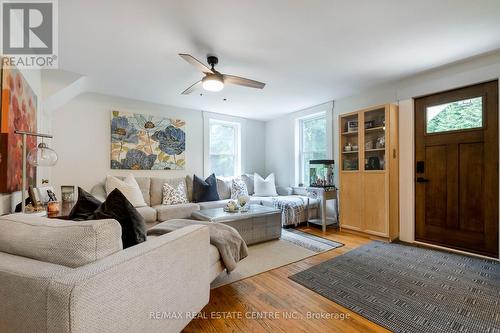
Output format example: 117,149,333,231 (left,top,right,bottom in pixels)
207,56,219,68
